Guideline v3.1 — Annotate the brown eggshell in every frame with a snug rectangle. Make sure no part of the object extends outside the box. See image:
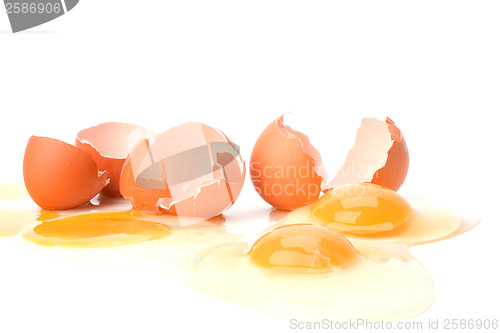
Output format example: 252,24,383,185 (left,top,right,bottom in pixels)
251,115,409,210
250,115,323,210
370,117,409,191
324,117,409,192
23,136,109,210
76,122,153,196
120,122,246,218
119,140,173,212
